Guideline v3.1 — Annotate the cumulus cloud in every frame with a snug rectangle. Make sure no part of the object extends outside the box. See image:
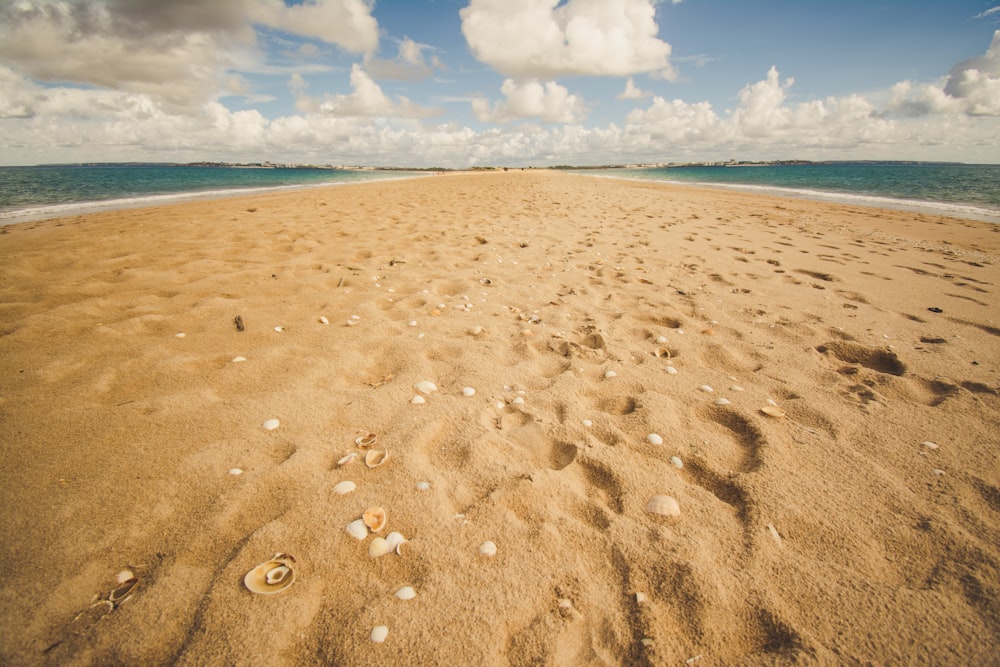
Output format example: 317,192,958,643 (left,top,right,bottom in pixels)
460,0,674,79
943,30,1000,115
0,0,379,111
293,64,441,118
472,79,587,123
617,77,651,100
